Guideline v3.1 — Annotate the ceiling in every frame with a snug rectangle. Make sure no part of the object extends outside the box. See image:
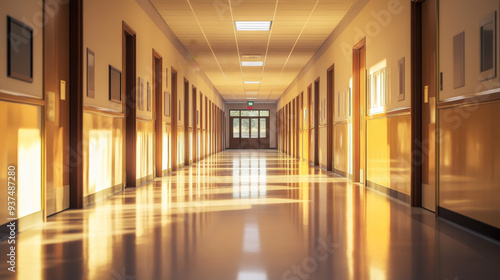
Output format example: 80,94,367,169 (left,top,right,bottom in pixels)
149,0,357,102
